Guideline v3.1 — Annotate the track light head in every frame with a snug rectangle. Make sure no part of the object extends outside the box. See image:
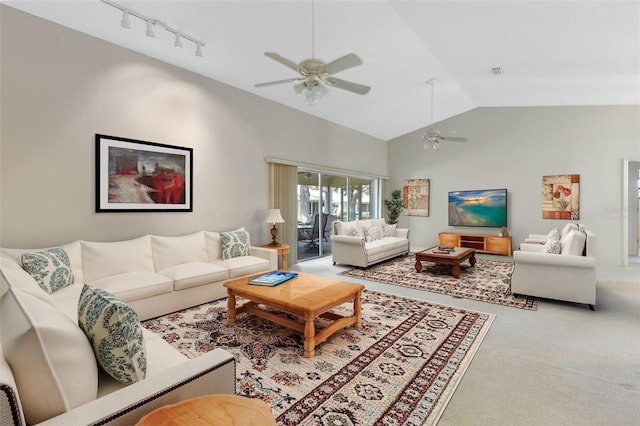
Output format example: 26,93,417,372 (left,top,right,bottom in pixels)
174,33,183,49
120,10,131,29
145,20,155,37
195,43,203,57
